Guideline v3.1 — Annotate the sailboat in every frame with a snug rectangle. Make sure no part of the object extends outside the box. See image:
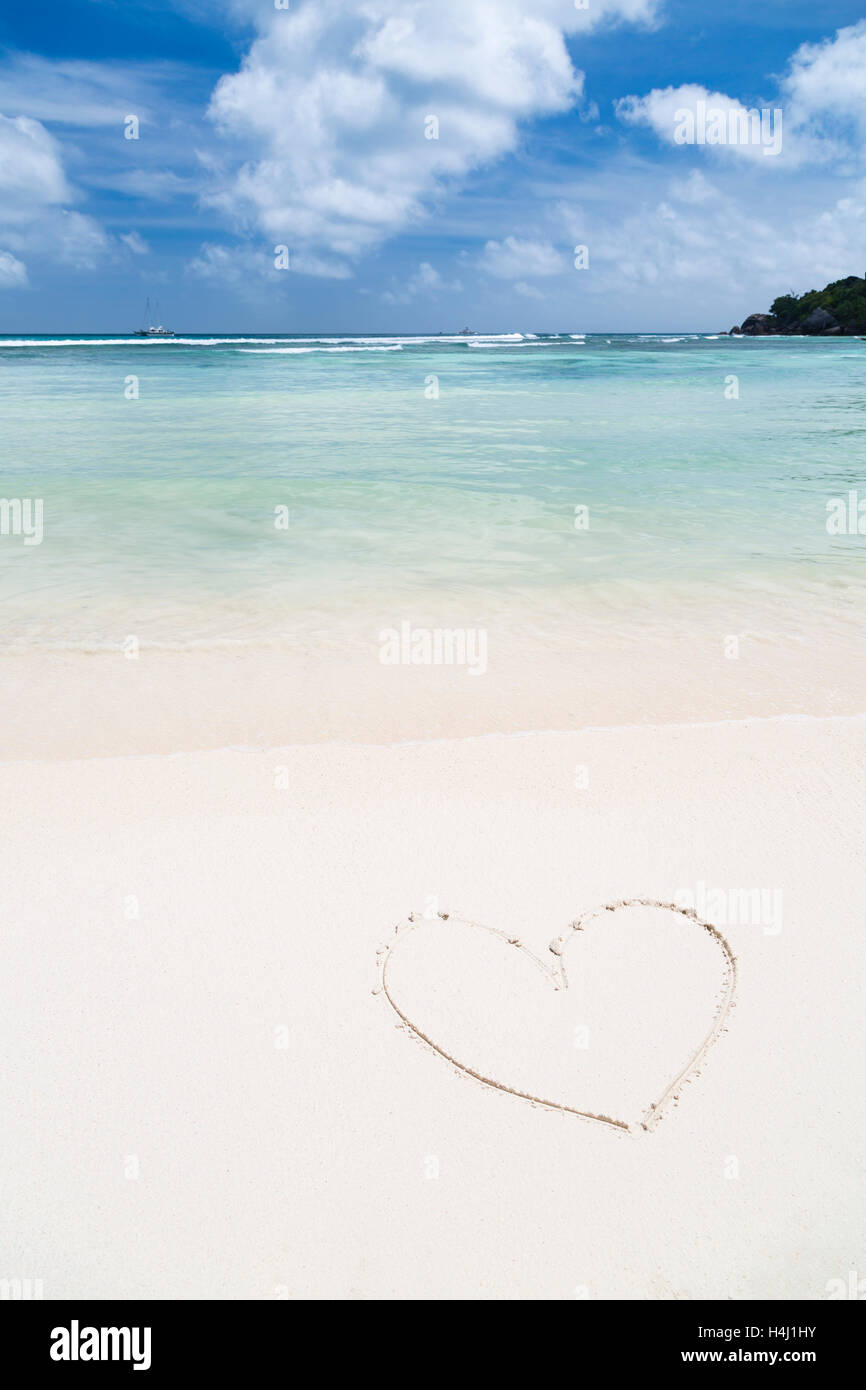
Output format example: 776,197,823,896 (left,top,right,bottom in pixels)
134,297,175,337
